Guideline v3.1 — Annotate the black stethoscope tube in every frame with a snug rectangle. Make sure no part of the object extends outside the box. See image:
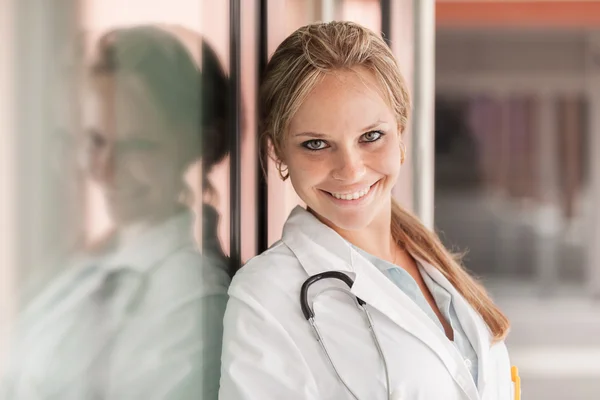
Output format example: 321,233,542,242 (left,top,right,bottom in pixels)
300,271,366,320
